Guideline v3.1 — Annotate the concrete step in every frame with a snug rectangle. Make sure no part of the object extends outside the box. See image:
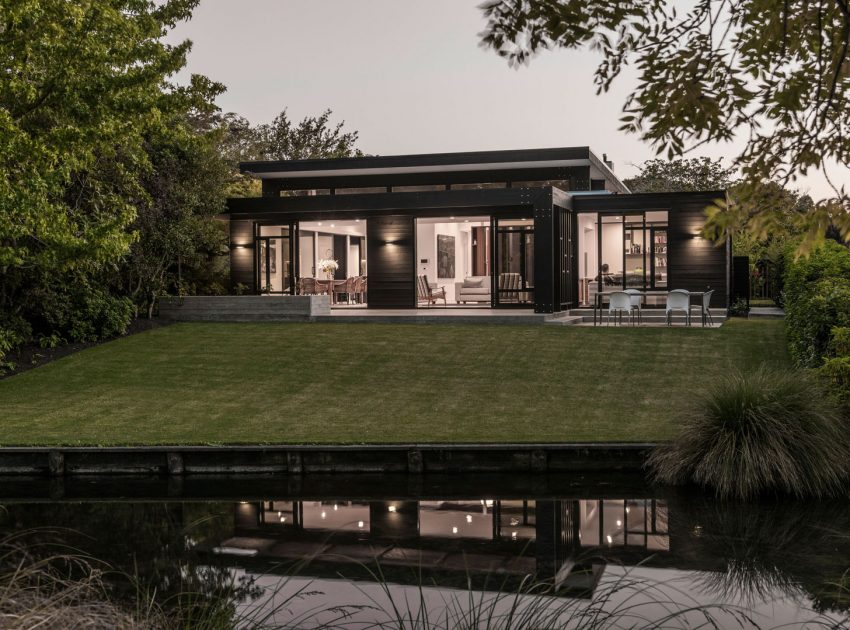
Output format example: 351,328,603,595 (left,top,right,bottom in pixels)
544,315,583,326
748,307,784,319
